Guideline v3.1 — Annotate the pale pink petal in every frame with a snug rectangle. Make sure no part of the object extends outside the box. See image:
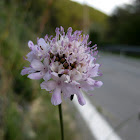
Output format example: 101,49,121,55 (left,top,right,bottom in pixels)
40,81,48,90
50,62,59,72
21,69,27,75
28,72,43,79
21,67,35,75
62,83,74,99
37,38,50,53
26,51,37,62
43,71,51,81
70,81,80,86
28,41,34,50
80,80,94,92
89,64,100,77
51,72,59,81
76,89,86,106
44,58,49,67
51,87,62,105
71,70,82,81
74,72,82,81
61,74,70,83
31,59,44,71
37,38,46,48
79,78,95,92
94,81,103,88
86,78,96,85
40,80,56,91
